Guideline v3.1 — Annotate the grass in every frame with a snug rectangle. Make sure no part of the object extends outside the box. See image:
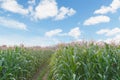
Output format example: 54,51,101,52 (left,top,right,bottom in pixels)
37,64,49,80
37,57,51,80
